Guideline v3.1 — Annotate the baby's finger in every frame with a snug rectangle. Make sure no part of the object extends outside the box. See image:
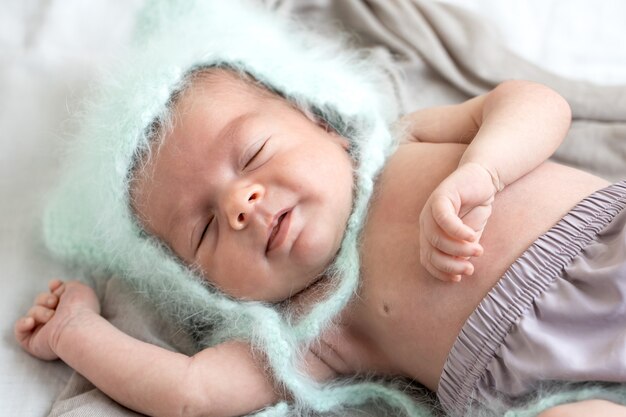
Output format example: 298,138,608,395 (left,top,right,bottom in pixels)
14,317,35,344
460,205,492,239
35,293,58,308
423,248,474,280
48,279,63,293
27,305,55,323
431,196,476,241
52,282,66,297
423,259,465,283
14,316,35,333
427,227,483,258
